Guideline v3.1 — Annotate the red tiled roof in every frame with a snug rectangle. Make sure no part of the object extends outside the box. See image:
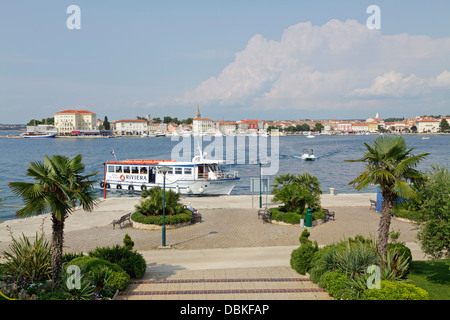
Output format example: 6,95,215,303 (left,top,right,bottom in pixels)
115,119,147,123
56,110,95,114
